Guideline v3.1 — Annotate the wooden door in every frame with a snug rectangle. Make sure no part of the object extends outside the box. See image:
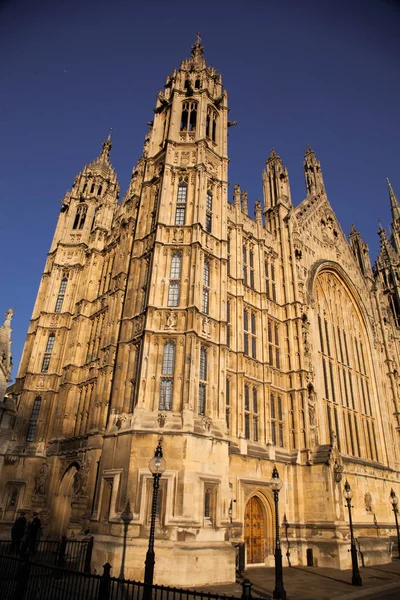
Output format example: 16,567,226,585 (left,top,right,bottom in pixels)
244,496,265,564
